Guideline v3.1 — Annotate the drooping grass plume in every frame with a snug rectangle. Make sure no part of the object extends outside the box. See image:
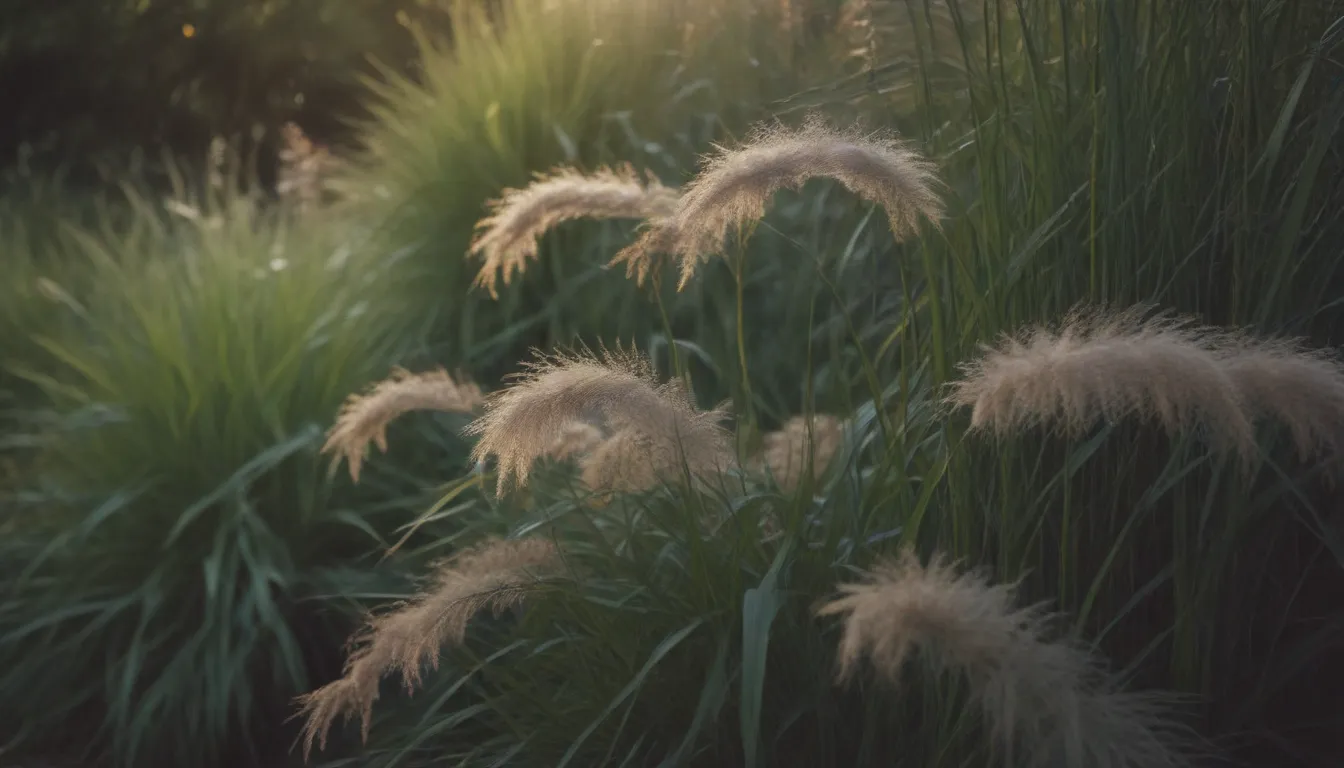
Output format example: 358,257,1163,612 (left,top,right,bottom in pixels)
545,420,608,462
323,367,485,482
1219,337,1344,460
944,306,1259,460
609,113,944,289
817,549,1192,767
946,305,1344,465
294,536,564,758
577,428,662,504
464,345,734,495
469,163,680,298
754,413,845,491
